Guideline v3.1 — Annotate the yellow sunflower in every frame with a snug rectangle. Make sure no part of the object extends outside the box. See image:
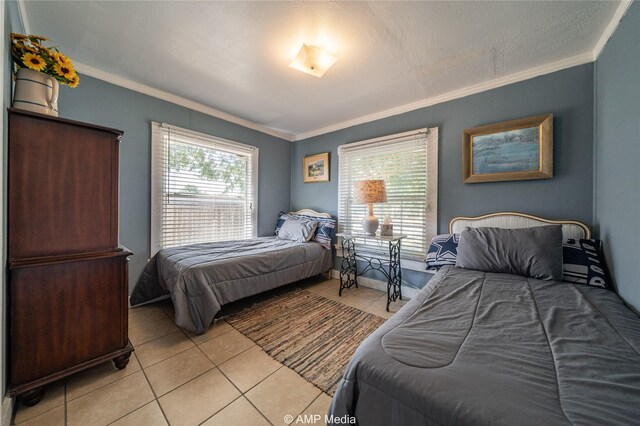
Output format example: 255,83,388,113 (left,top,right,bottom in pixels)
68,73,80,88
11,33,27,40
58,54,73,65
54,62,75,79
22,53,47,72
49,51,63,62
